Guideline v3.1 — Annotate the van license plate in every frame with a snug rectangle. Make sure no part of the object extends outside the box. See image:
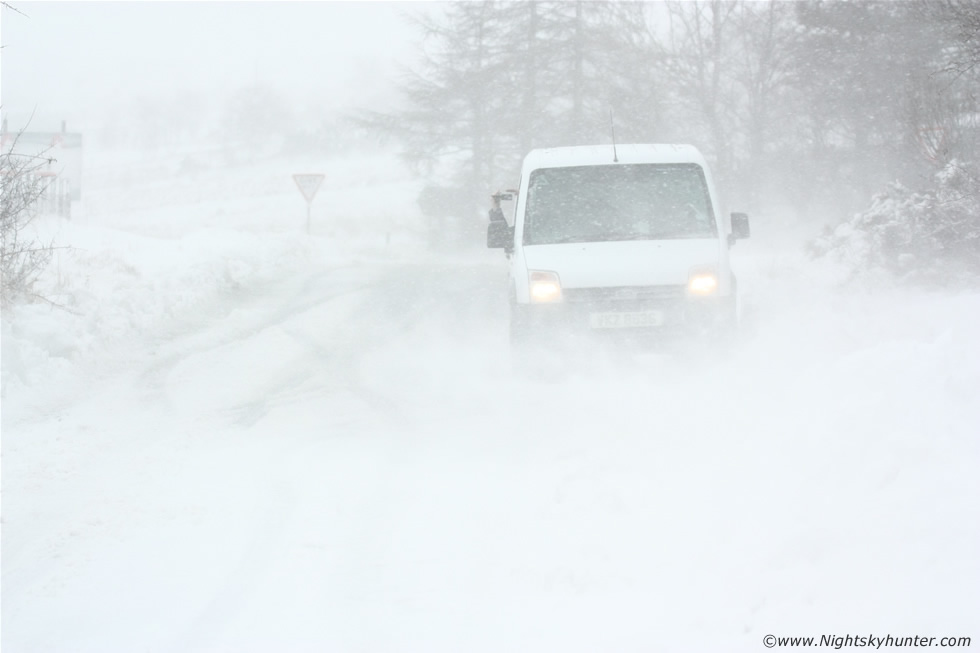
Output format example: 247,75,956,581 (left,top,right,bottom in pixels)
590,310,664,329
